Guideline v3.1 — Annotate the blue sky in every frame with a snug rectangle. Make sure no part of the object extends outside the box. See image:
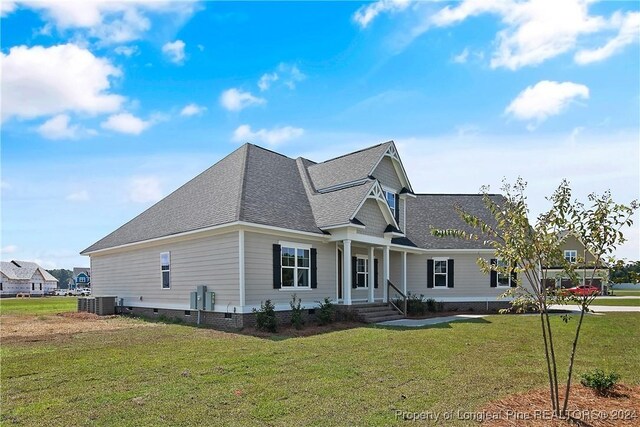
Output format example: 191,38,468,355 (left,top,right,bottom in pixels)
1,0,639,268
